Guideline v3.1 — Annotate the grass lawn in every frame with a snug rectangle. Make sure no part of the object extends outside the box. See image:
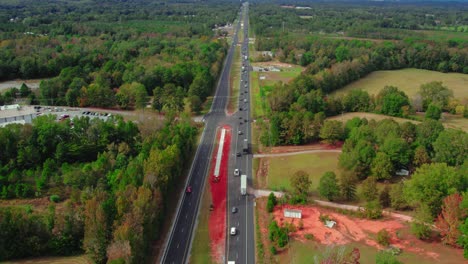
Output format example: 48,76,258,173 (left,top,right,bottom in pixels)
279,238,451,264
201,96,214,115
333,68,468,99
265,152,340,193
189,178,214,264
441,114,468,132
250,71,265,118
